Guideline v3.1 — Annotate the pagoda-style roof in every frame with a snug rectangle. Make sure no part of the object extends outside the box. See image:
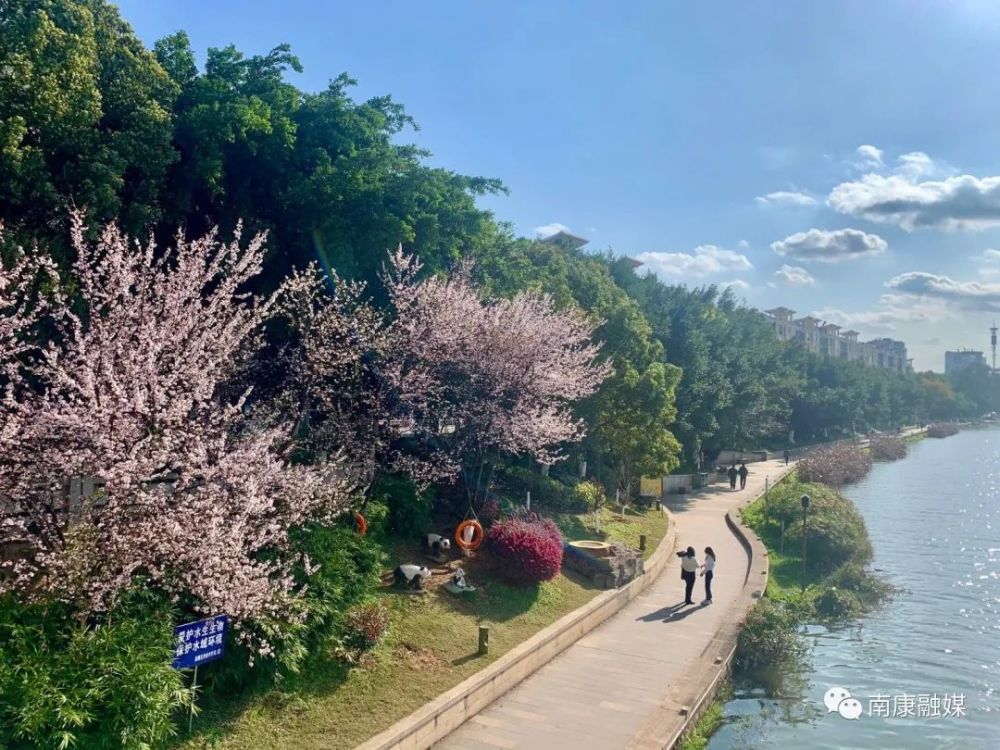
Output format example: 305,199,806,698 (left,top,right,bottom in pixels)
765,306,796,317
819,322,842,331
539,230,588,250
